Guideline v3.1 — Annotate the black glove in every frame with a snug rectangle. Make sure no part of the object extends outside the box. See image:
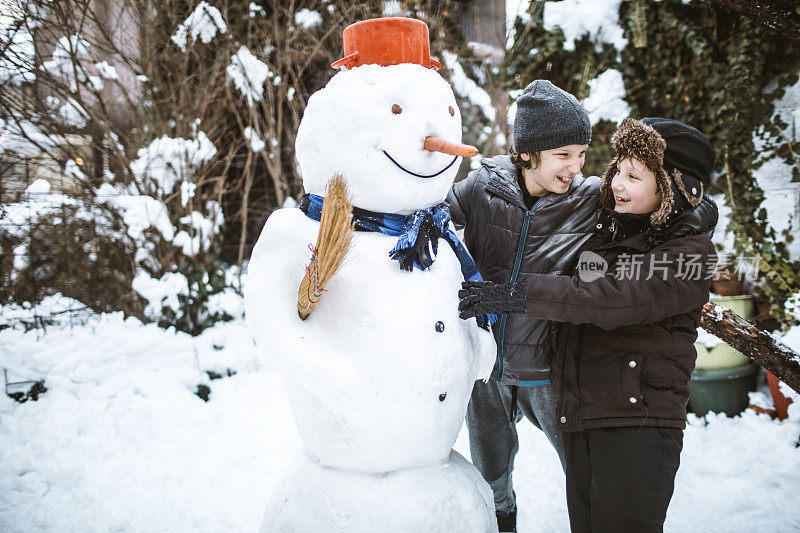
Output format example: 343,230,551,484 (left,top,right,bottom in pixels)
458,280,527,320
